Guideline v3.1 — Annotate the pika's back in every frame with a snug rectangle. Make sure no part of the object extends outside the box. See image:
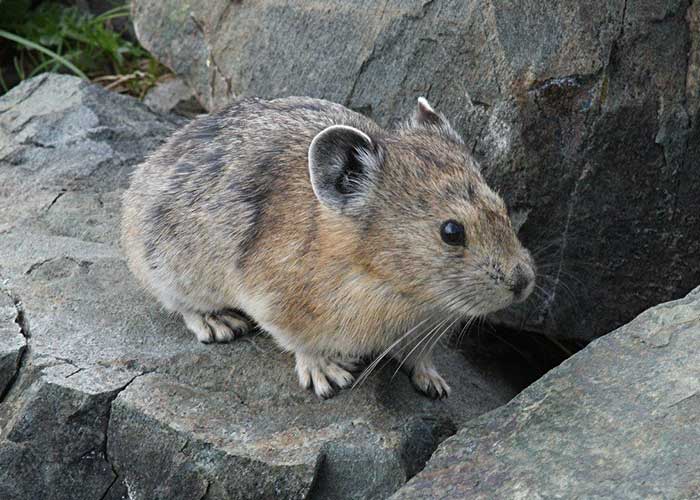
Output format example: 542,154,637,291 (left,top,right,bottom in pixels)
121,97,381,280
129,97,379,202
